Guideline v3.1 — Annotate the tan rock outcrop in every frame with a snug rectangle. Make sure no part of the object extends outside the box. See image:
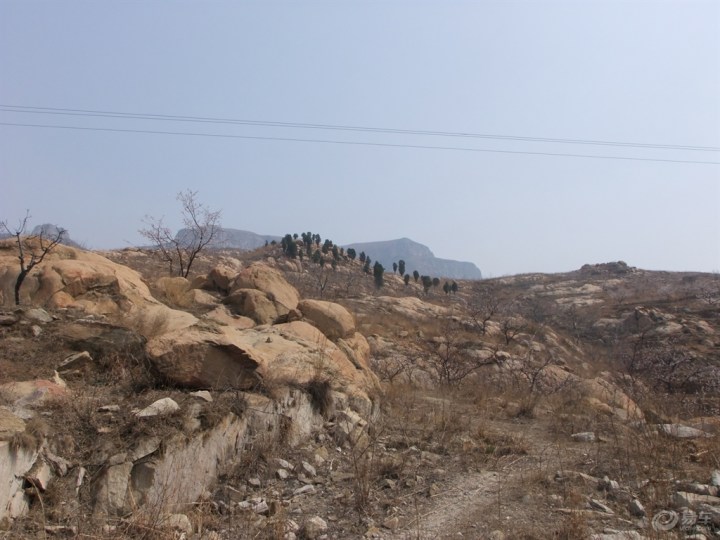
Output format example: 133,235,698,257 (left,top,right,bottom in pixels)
578,377,644,421
230,263,300,313
298,299,355,340
146,321,378,399
224,288,281,325
0,240,197,337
